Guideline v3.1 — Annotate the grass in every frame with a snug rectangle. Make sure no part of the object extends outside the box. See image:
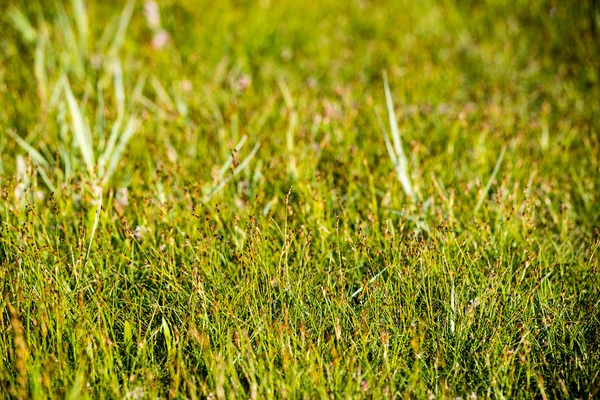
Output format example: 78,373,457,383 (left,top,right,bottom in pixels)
0,0,599,398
